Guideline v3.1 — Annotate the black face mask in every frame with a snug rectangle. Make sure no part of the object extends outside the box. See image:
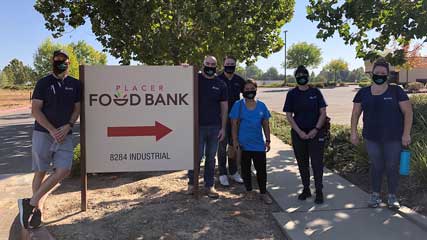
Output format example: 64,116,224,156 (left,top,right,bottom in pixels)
53,60,68,75
243,90,257,99
203,66,216,77
372,74,388,85
224,65,236,74
296,76,309,85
